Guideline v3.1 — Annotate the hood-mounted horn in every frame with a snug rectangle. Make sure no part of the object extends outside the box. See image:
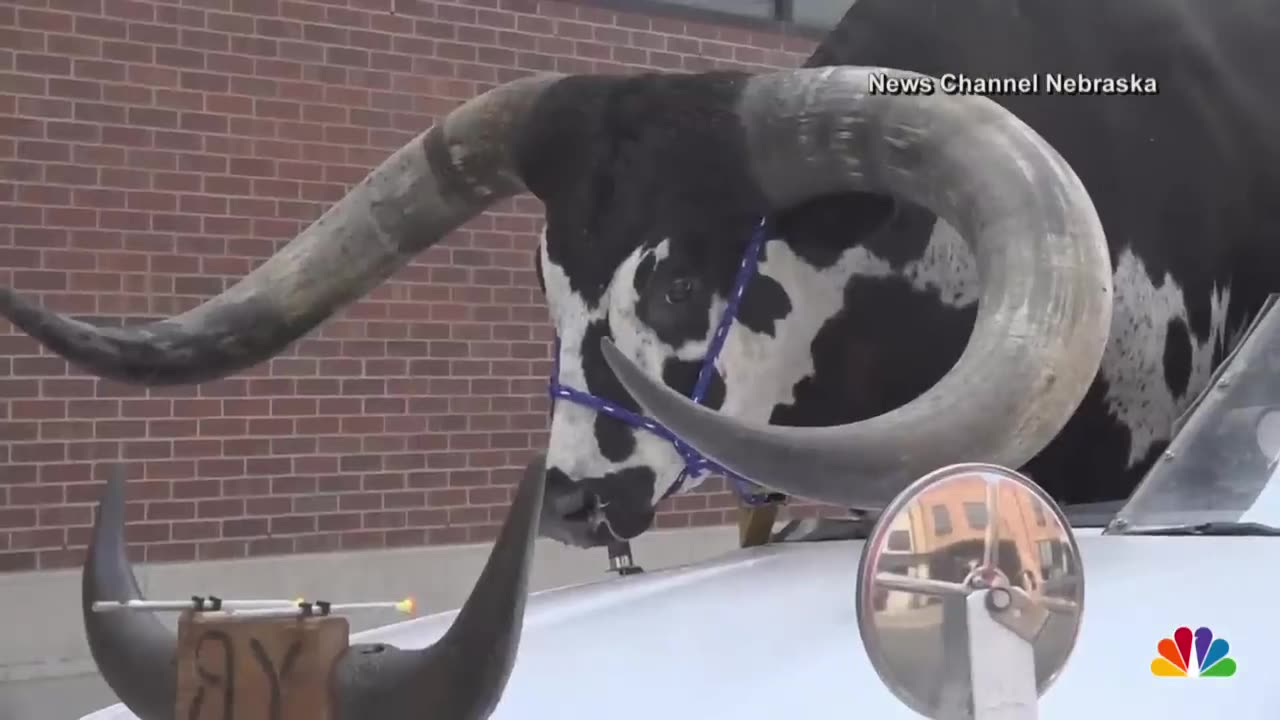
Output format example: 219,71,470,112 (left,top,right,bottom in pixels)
82,465,178,719
329,453,546,719
83,455,546,720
